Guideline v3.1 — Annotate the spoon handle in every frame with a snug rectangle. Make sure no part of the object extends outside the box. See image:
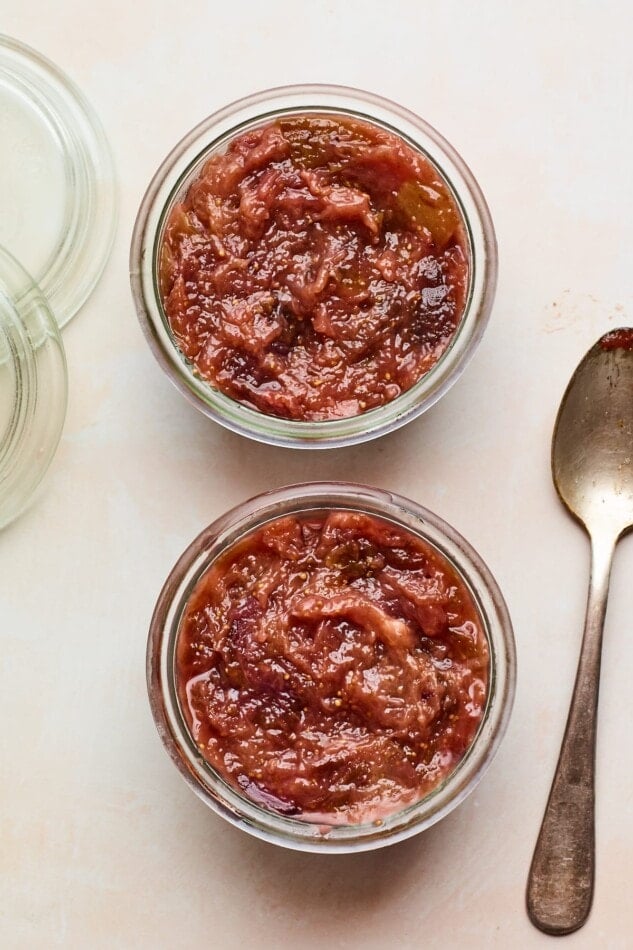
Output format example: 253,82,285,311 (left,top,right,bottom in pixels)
527,531,615,935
